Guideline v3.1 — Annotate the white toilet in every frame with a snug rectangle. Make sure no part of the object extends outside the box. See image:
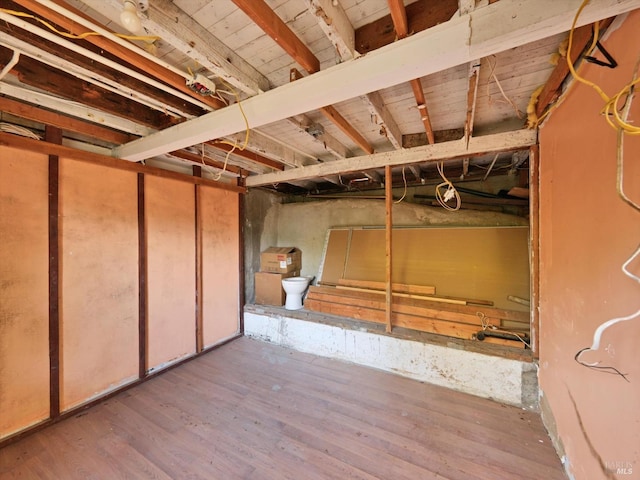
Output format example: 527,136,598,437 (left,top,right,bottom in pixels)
281,276,312,310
